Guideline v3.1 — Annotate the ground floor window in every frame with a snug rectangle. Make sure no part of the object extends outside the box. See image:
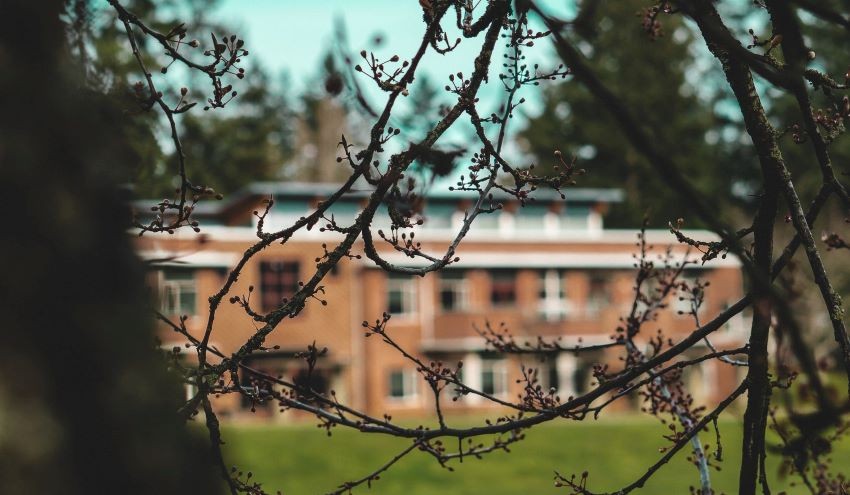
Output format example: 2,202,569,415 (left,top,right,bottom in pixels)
292,368,330,404
481,357,508,397
573,364,591,396
239,370,275,412
387,369,419,401
535,358,560,392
